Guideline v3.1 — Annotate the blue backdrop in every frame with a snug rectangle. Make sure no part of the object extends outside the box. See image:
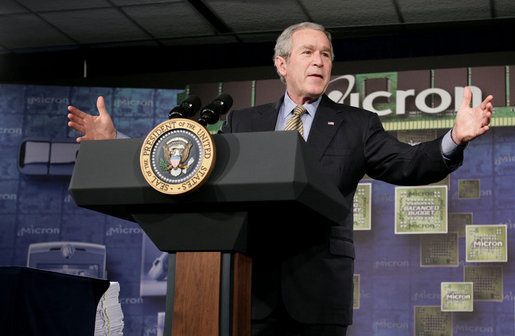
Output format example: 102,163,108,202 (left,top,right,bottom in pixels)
0,82,513,335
